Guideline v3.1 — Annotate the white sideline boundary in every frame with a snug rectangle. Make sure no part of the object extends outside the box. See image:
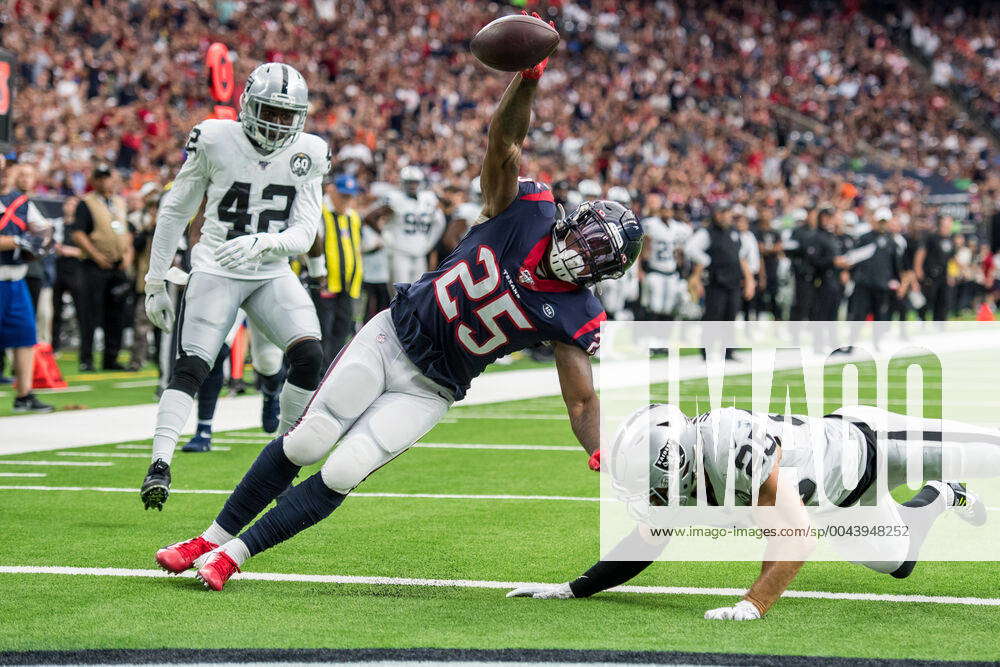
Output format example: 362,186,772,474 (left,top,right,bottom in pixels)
0,485,603,502
1,565,997,607
0,472,45,477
